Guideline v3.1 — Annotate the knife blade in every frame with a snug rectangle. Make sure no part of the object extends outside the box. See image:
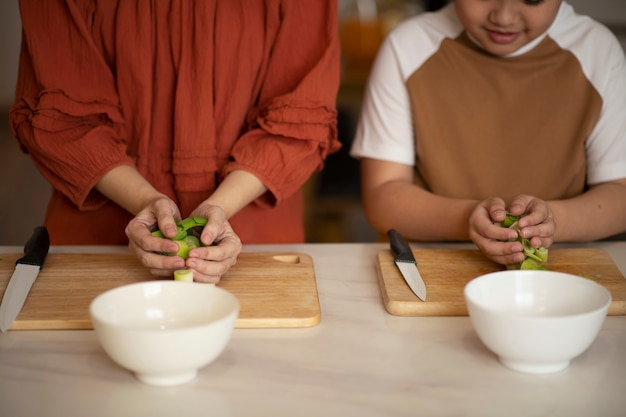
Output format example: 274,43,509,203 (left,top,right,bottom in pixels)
0,226,50,332
387,229,427,301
